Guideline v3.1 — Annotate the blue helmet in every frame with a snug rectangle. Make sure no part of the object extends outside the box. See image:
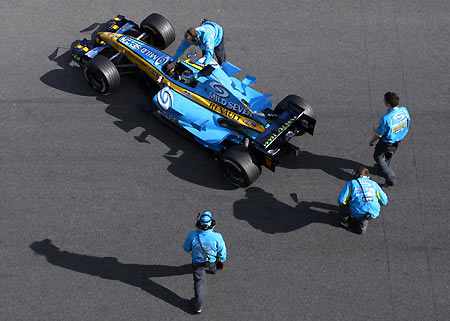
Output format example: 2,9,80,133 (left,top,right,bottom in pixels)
197,211,215,229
